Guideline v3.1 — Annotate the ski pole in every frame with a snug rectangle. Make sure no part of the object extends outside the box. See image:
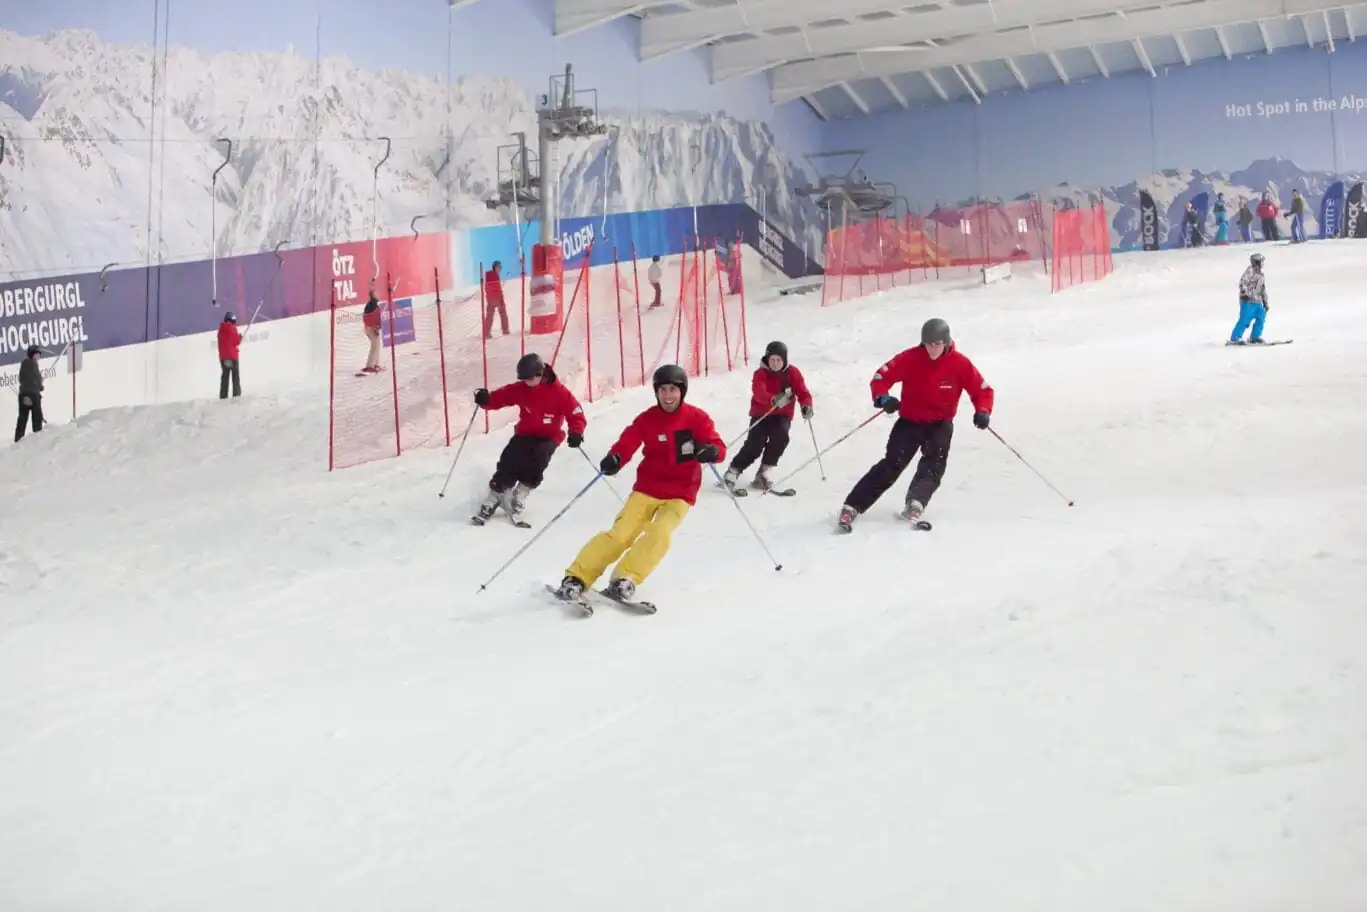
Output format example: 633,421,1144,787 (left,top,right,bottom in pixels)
727,403,779,451
477,471,603,593
805,416,826,481
578,446,624,503
438,407,481,498
764,410,883,495
708,464,782,571
989,427,1074,507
